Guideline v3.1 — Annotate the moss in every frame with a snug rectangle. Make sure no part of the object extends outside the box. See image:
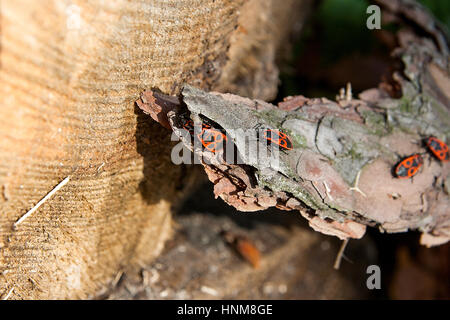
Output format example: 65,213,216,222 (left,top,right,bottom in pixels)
251,109,285,128
346,144,364,161
257,173,325,211
426,96,450,137
289,132,308,149
257,169,352,215
398,97,413,114
277,125,307,149
360,110,389,136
